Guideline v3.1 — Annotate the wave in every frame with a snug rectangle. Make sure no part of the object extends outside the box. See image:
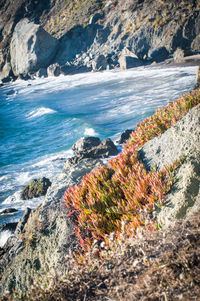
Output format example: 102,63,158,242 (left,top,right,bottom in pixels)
2,190,44,210
0,149,73,209
84,127,98,136
26,107,57,119
0,230,12,247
